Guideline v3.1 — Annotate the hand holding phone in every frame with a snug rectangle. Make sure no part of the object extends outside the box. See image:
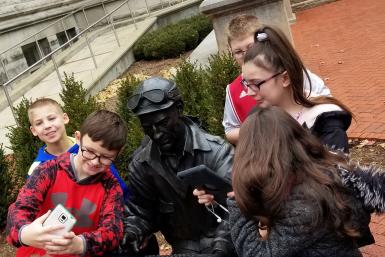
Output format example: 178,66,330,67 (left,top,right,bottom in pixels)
42,204,77,236
20,206,75,249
